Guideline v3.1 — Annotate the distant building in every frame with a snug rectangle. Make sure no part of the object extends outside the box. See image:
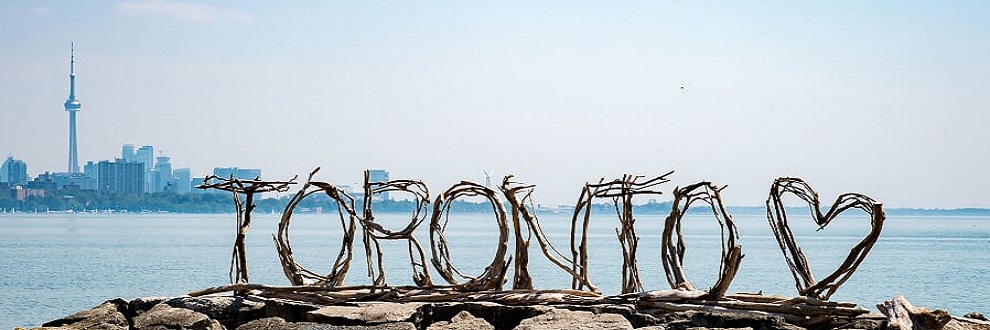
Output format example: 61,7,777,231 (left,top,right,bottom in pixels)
368,169,390,201
191,176,207,193
1,156,28,185
83,161,98,178
25,173,57,191
135,145,154,192
213,167,261,180
10,186,45,200
97,160,144,195
173,168,191,194
153,156,172,193
64,44,82,174
121,144,135,162
52,172,97,191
